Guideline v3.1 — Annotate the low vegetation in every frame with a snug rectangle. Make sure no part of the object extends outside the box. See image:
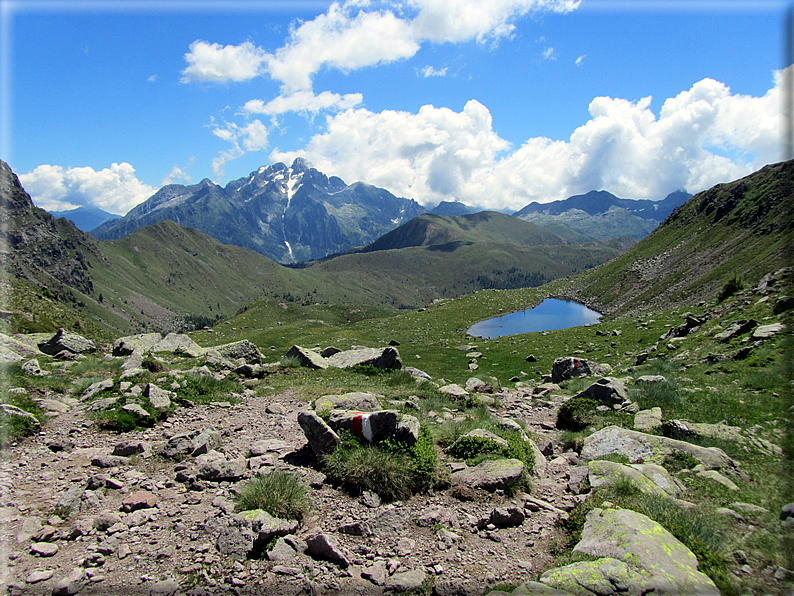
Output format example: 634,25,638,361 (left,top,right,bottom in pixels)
235,471,311,521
